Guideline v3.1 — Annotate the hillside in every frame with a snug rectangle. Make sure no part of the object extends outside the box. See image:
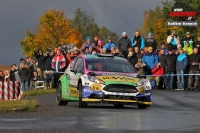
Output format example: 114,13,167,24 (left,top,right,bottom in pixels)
0,65,11,71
